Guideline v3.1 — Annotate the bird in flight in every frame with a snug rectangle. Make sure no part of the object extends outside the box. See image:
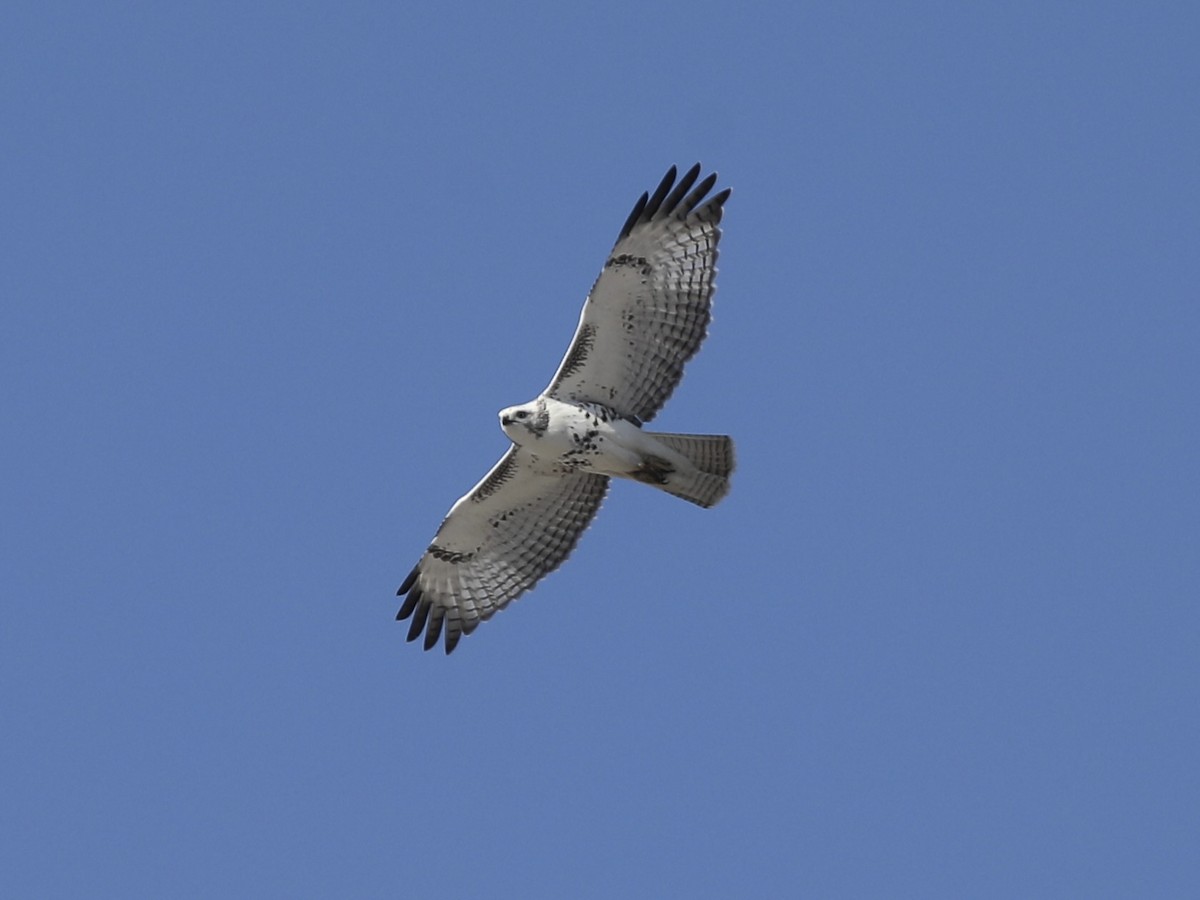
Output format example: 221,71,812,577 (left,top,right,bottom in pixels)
397,164,735,653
